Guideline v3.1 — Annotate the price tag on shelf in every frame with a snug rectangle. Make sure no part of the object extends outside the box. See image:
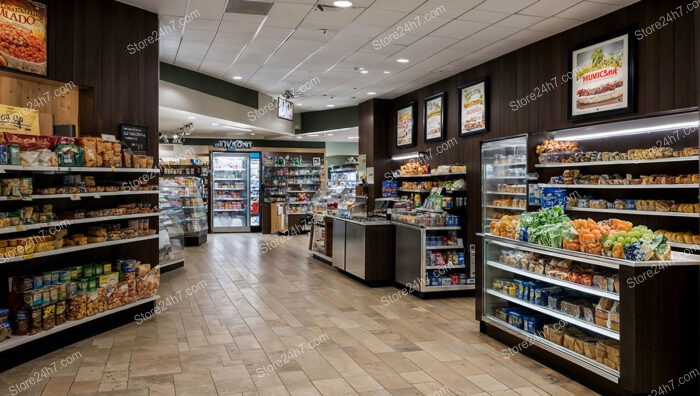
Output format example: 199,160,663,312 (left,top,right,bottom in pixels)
23,254,35,260
94,194,101,199
0,168,5,174
9,196,21,201
70,194,81,201
15,226,23,232
22,196,32,201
